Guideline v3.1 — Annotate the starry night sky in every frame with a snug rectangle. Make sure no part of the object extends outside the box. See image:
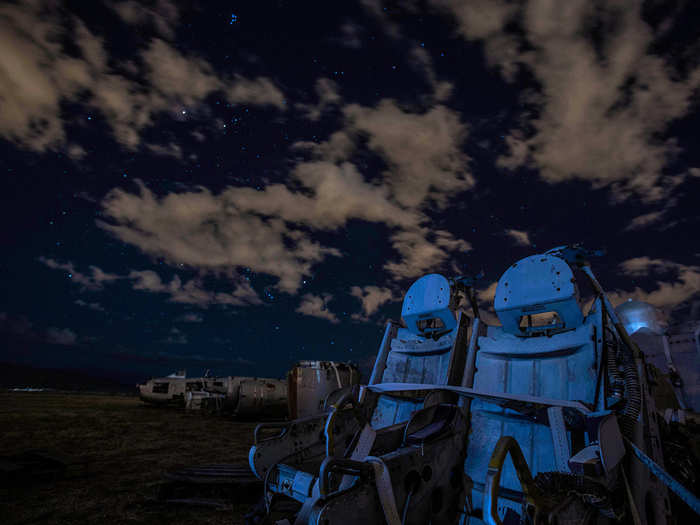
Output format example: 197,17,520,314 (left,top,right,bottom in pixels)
1,0,699,386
